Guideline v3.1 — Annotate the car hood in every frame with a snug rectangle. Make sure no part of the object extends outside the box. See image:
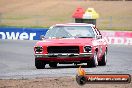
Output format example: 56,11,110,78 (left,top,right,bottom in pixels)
35,38,95,46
